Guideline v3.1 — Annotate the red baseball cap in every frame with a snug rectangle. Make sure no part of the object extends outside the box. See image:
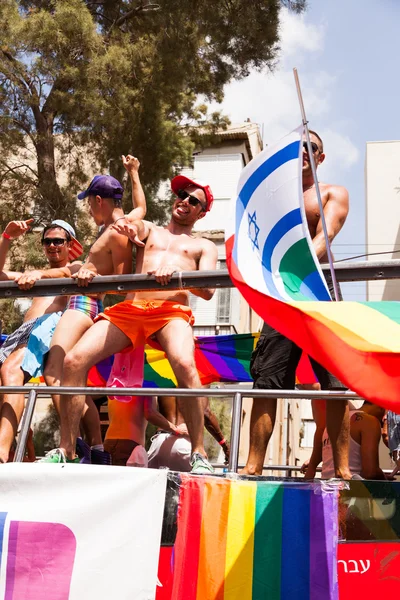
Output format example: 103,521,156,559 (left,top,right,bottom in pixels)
171,175,214,212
